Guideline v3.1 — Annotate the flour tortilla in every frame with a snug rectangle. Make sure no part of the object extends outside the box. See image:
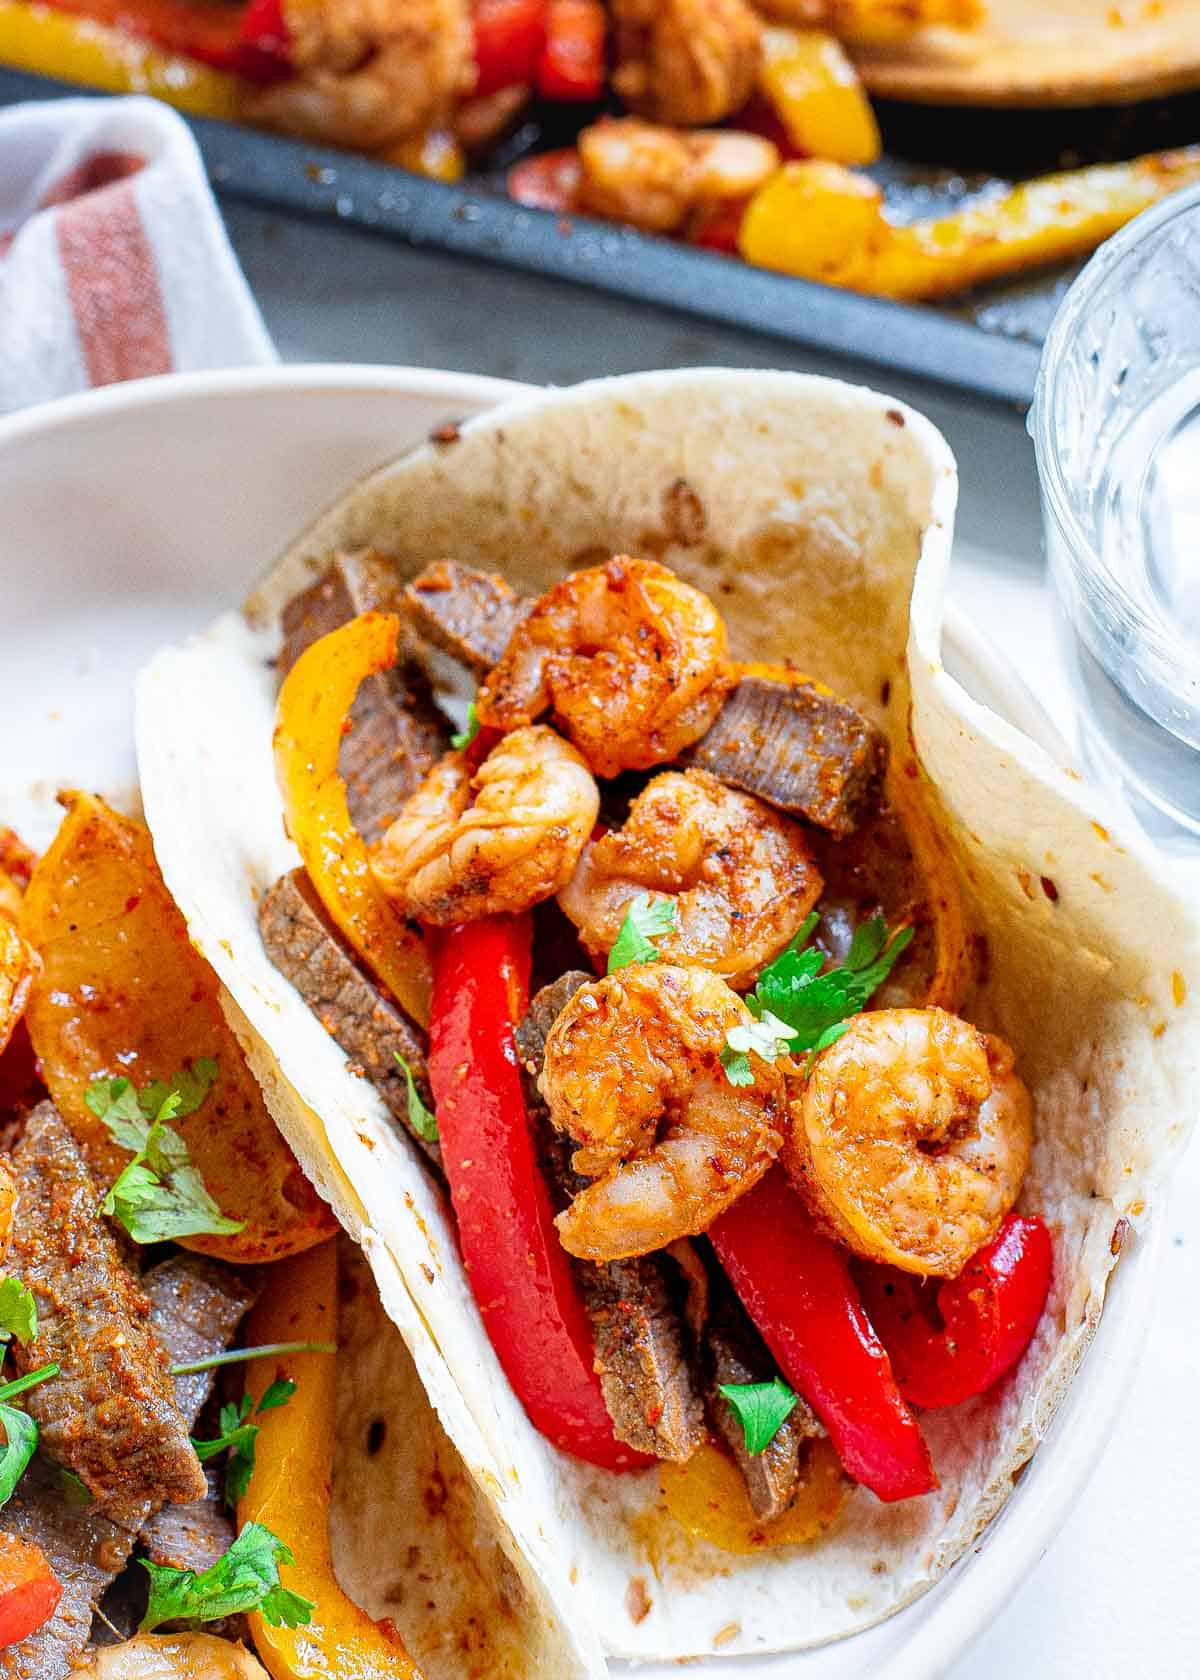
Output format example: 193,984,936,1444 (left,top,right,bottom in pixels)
135,369,1200,1663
